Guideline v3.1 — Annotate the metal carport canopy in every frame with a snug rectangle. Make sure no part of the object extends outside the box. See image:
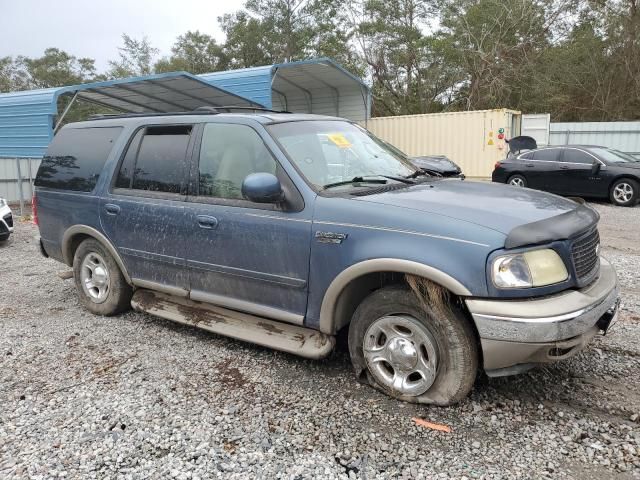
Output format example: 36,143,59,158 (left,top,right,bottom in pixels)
57,71,264,120
199,58,371,123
